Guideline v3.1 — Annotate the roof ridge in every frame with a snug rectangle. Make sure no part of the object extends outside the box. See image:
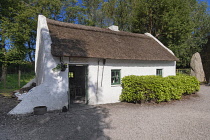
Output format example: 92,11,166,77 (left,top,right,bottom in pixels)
144,33,175,56
46,18,150,39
